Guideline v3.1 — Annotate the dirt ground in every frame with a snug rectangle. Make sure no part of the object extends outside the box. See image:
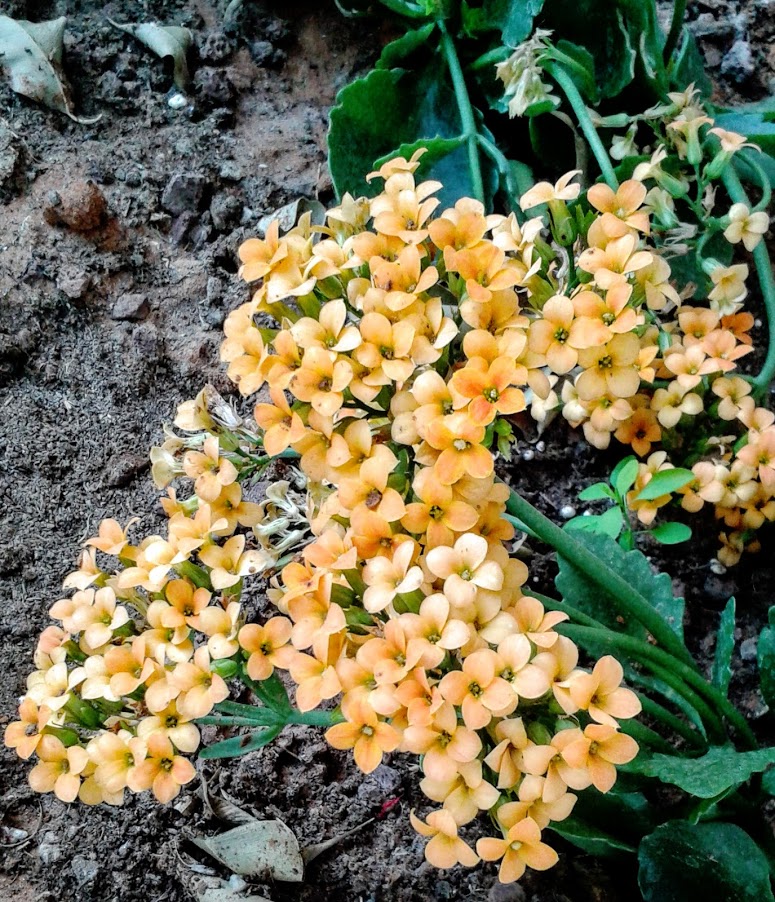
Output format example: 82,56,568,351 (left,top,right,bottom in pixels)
0,2,773,901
